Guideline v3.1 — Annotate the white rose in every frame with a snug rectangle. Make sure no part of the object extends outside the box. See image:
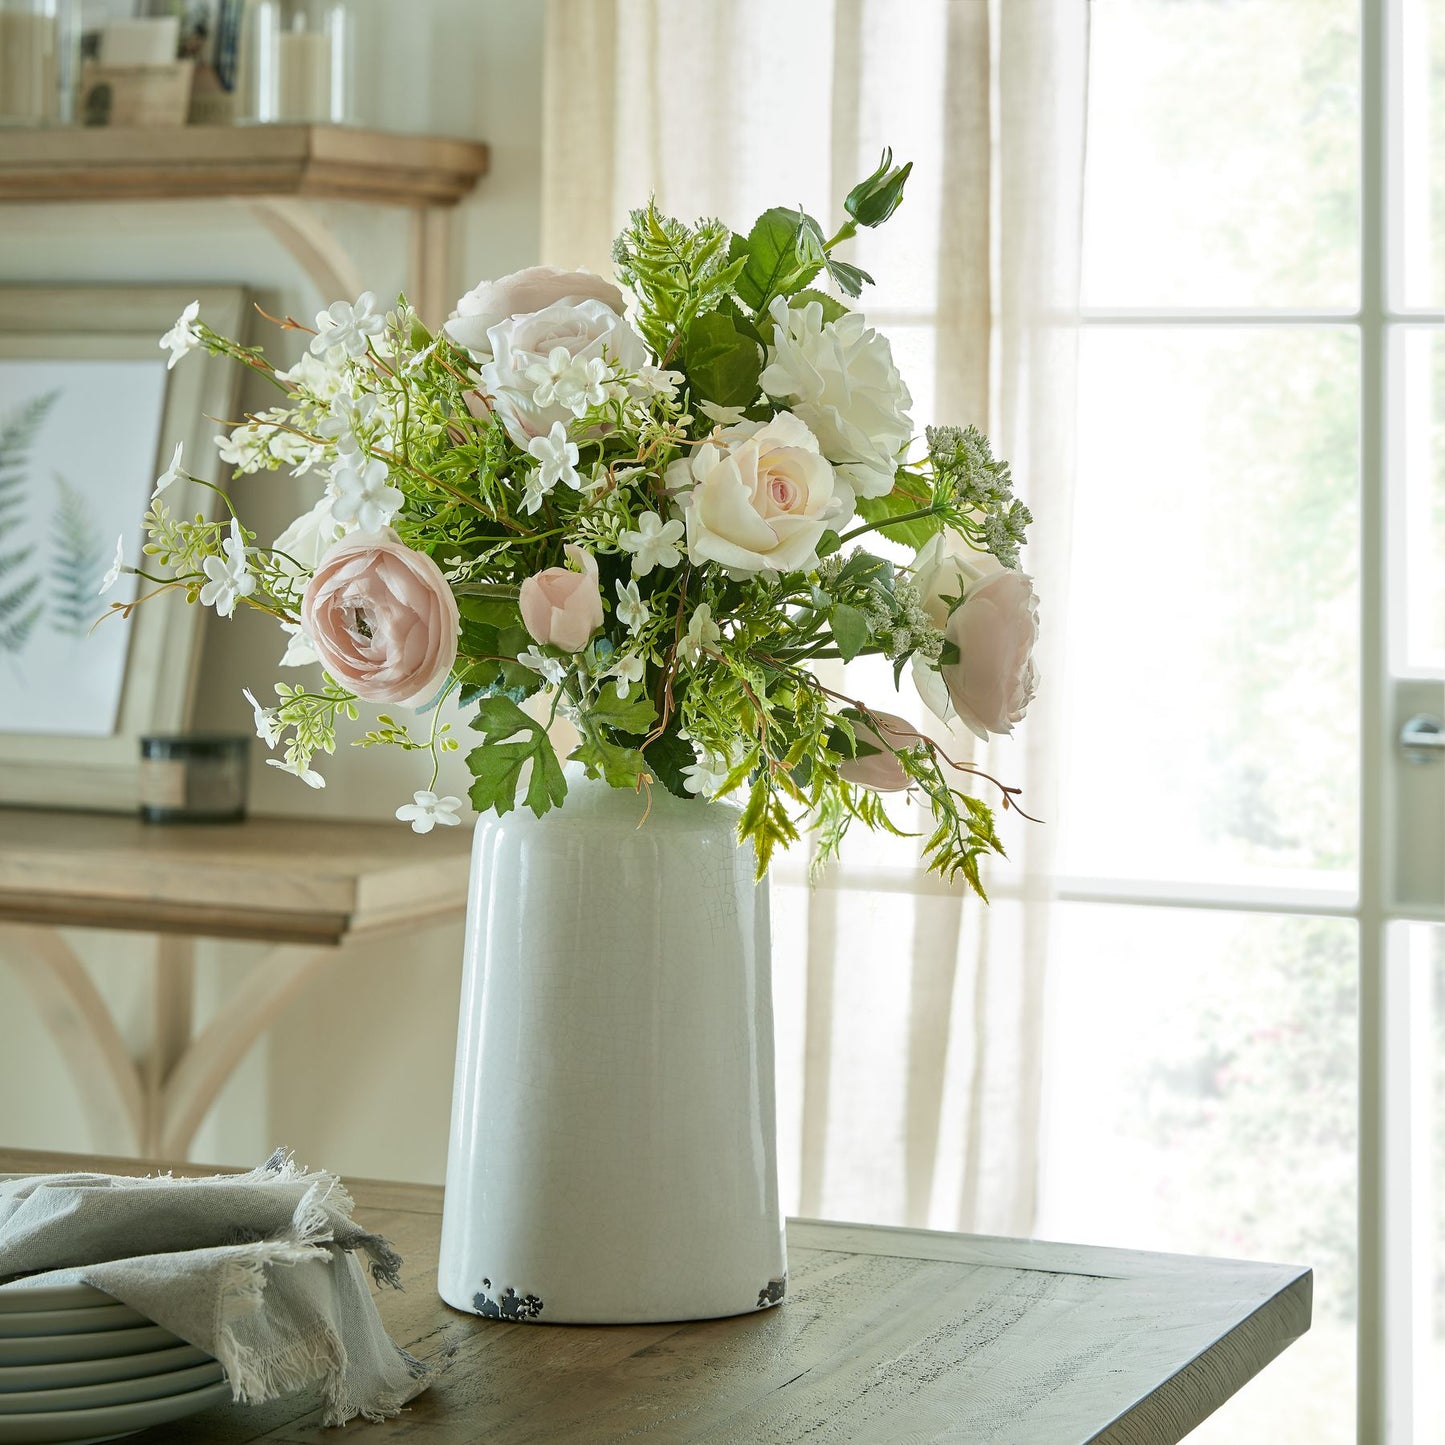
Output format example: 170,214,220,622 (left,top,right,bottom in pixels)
445,267,626,358
759,295,913,505
677,411,841,576
907,531,1001,724
273,494,344,577
478,298,648,448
